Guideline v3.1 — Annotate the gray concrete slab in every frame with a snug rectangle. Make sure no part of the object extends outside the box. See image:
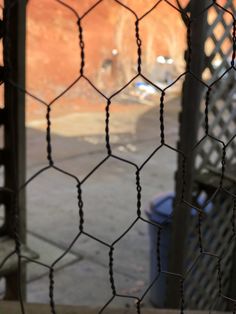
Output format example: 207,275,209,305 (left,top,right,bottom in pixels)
27,234,79,281
20,98,180,305
2,301,224,314
27,259,151,309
